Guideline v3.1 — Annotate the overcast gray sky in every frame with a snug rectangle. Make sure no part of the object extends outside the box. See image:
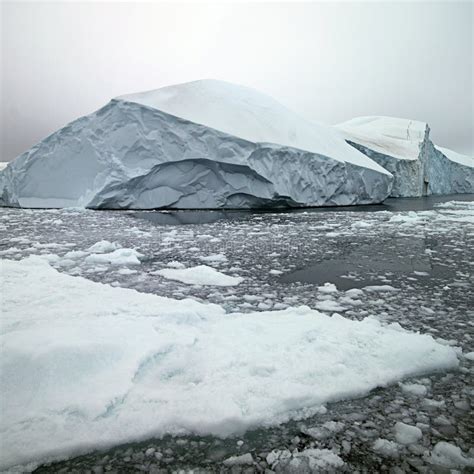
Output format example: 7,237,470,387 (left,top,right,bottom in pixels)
1,1,473,162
